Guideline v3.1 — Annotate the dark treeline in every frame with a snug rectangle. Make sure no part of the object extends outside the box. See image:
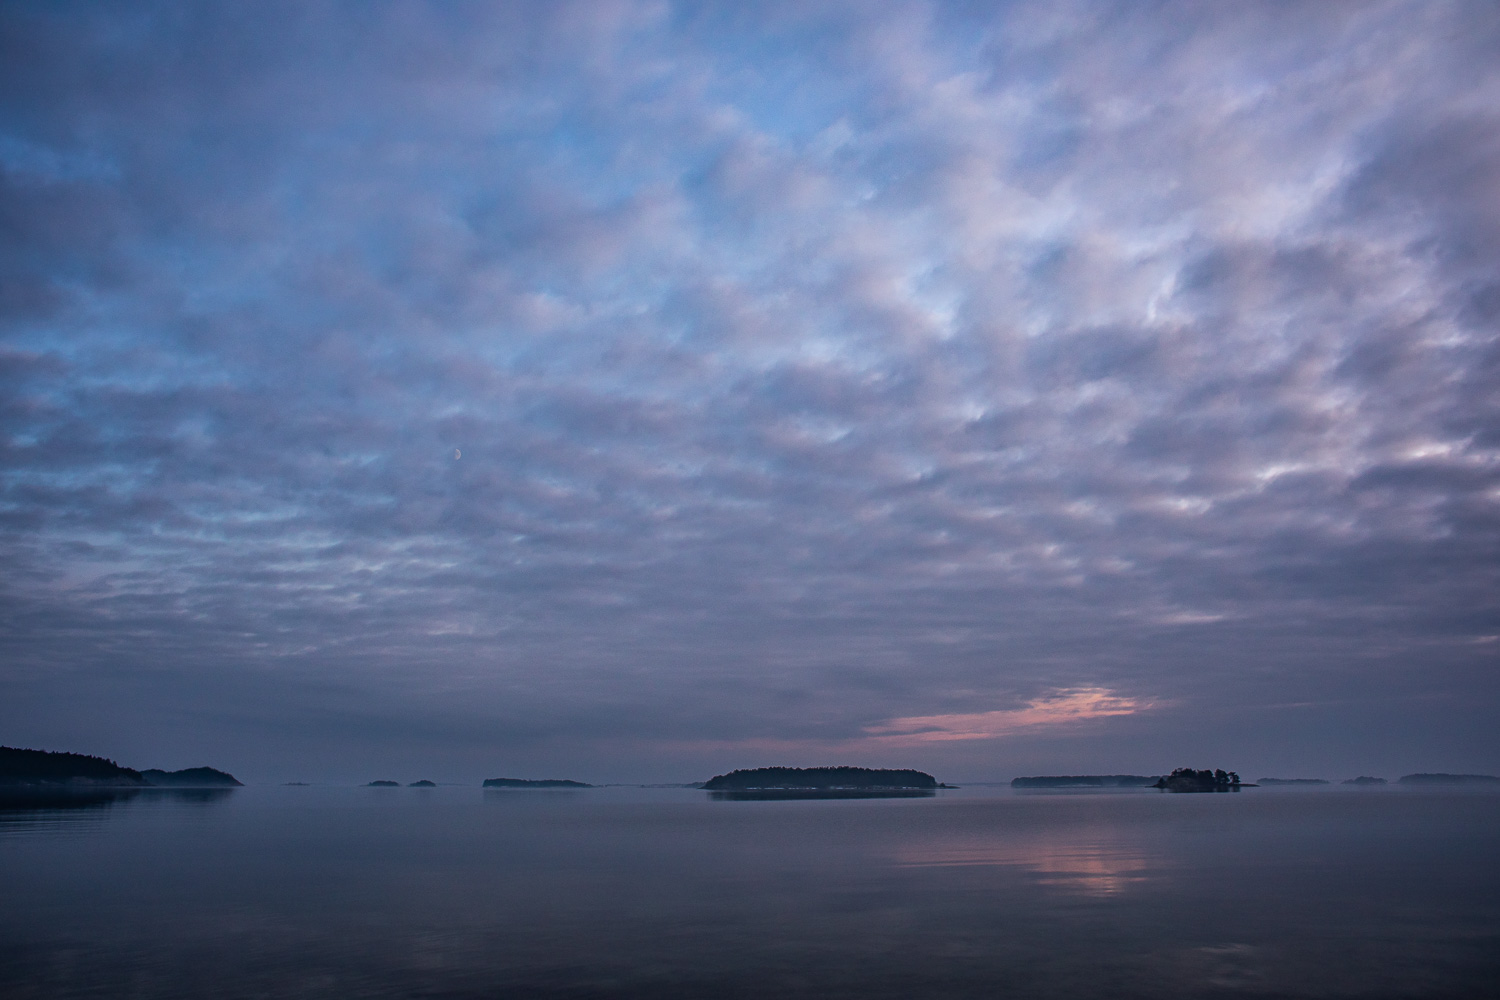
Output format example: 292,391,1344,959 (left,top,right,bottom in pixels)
1,747,144,785
1,747,239,787
1155,768,1243,792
